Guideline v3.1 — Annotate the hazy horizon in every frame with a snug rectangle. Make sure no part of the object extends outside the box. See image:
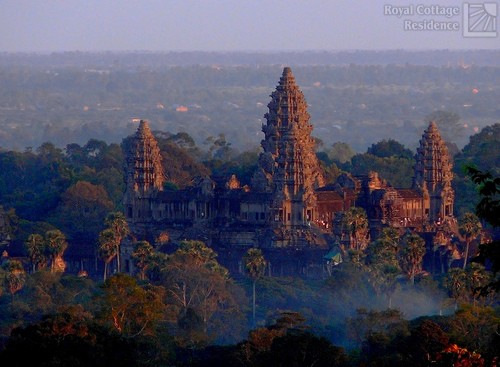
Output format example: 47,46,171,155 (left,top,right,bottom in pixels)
1,0,498,53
